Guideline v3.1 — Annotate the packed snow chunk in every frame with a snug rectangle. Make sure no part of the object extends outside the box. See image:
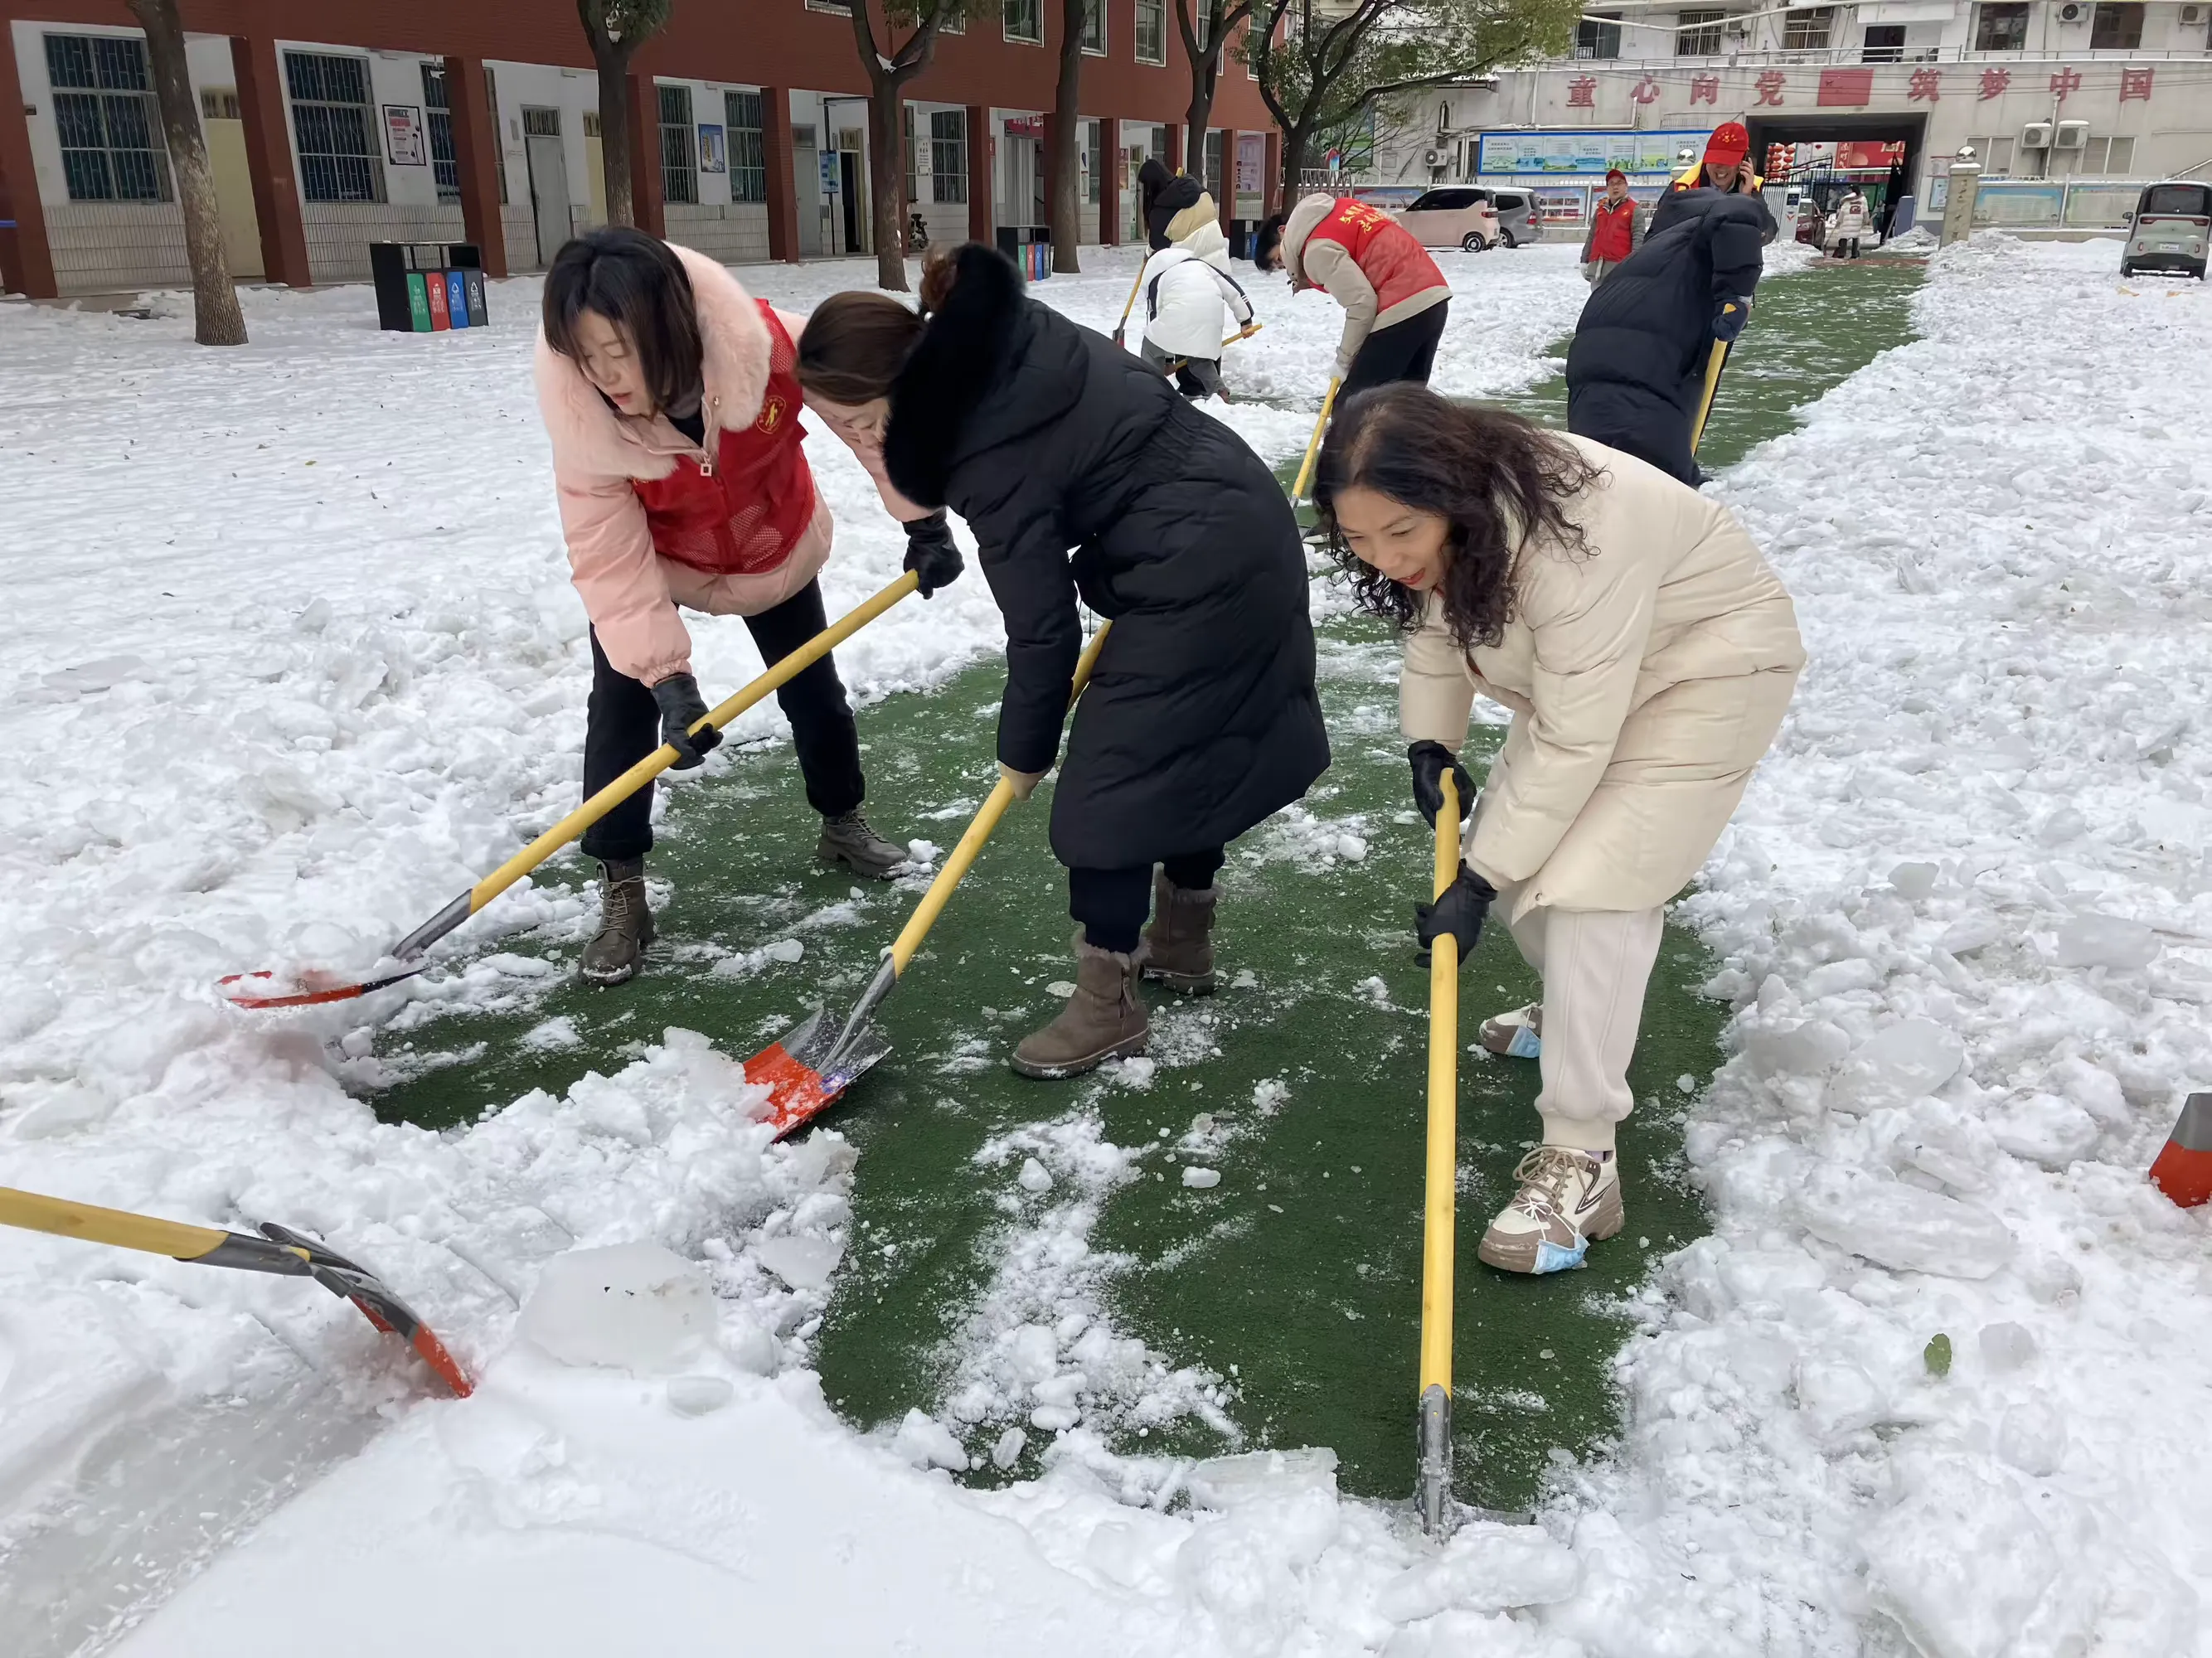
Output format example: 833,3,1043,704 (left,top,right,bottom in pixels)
517,1243,715,1374
1998,1399,2067,1477
520,1015,583,1052
725,1319,781,1377
892,1408,970,1471
1977,1321,2037,1374
1744,1017,1851,1079
1182,1166,1222,1189
764,937,804,964
1794,1356,1892,1442
1792,1165,2015,1279
665,1374,735,1417
2052,912,2160,971
1017,1156,1055,1195
990,1427,1027,1471
1186,1447,1339,1512
1375,1522,1580,1622
1986,1091,2100,1170
1828,1018,1966,1110
1889,861,1940,900
1803,957,1882,999
1175,1482,1343,1650
751,1234,845,1292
